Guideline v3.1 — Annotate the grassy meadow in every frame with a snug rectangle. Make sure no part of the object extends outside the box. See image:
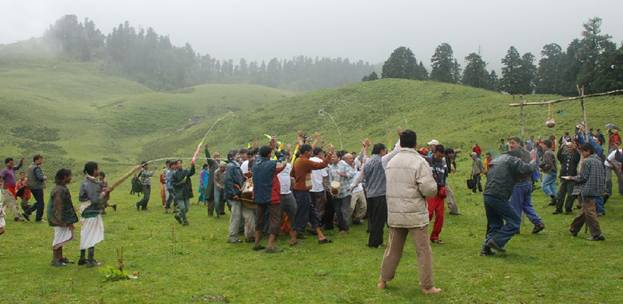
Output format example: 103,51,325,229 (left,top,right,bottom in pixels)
1,57,622,303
